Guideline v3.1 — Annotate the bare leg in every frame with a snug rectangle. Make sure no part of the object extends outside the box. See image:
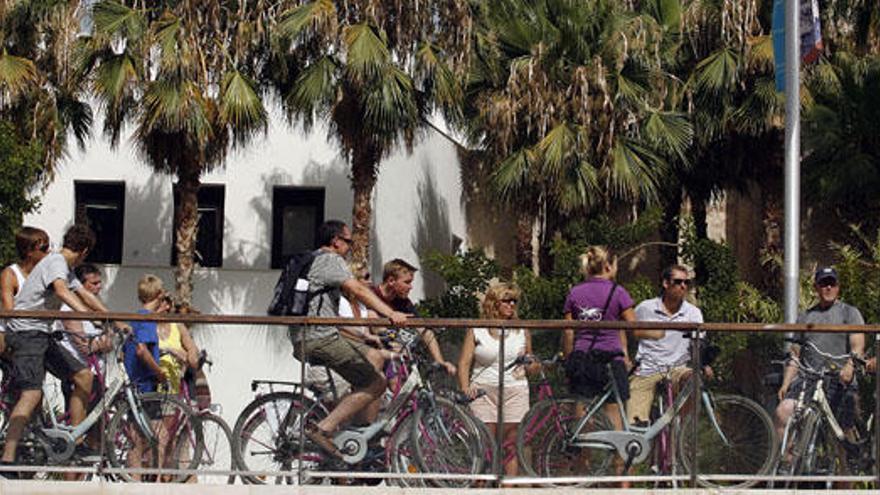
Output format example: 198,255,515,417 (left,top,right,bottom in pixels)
318,376,386,433
1,390,42,462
